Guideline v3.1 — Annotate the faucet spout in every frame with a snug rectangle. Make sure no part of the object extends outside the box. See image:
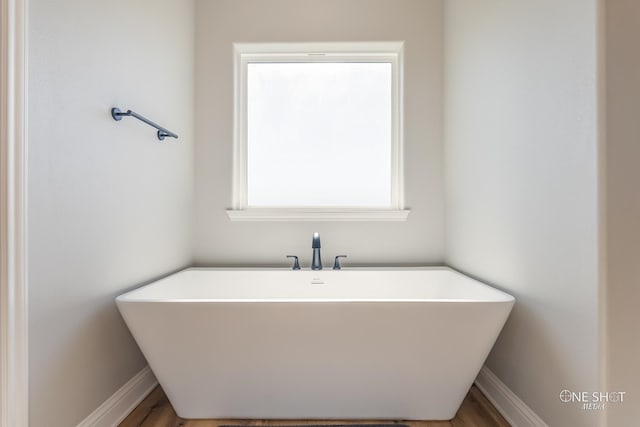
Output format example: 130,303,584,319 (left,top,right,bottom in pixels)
311,232,322,270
